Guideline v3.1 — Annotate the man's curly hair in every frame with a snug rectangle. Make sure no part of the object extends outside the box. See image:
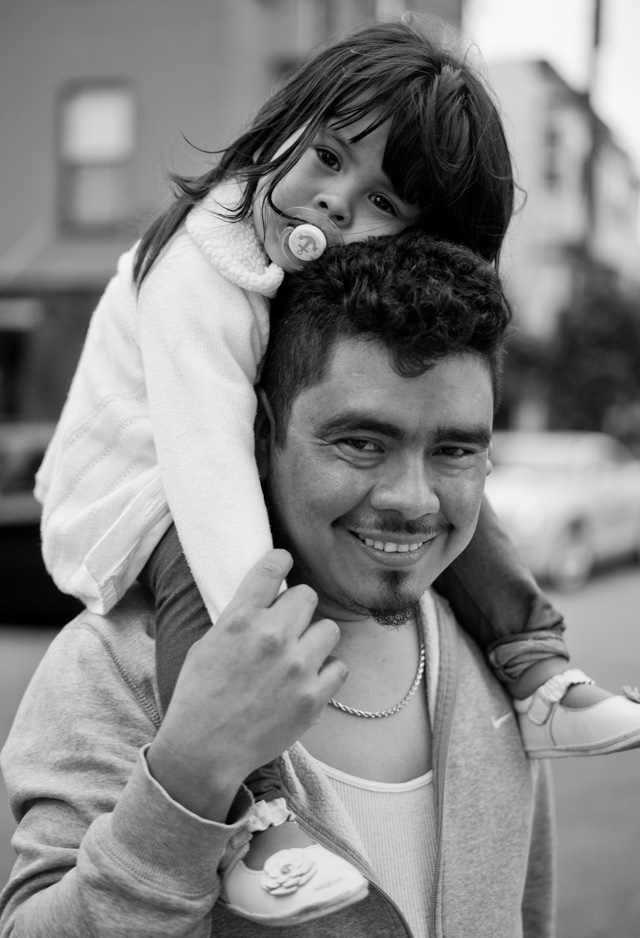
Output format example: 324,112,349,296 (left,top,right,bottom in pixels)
260,230,512,444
